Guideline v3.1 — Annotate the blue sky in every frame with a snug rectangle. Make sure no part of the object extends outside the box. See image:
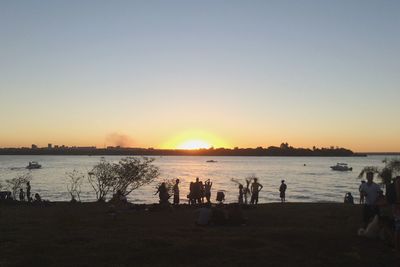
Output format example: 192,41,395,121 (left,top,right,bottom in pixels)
1,0,399,151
